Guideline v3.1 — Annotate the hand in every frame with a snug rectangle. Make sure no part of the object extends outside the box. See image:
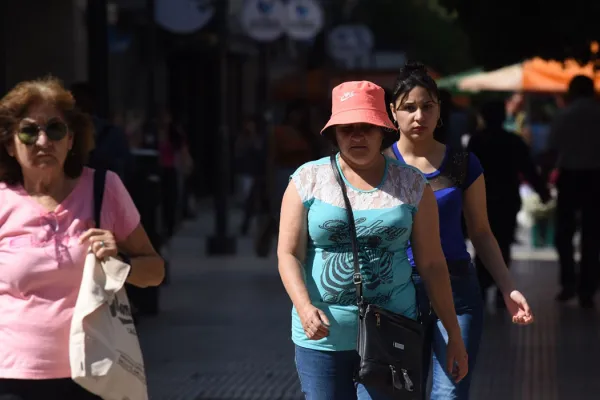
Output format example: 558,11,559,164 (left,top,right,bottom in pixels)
297,304,330,340
445,335,468,383
503,290,534,325
79,229,118,259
